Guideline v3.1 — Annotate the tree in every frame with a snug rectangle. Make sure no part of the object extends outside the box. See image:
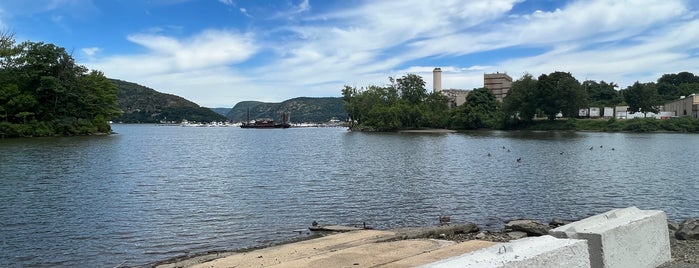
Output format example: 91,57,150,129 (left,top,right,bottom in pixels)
396,73,427,105
502,73,538,123
622,82,661,115
657,72,699,102
451,87,500,129
536,71,587,120
395,74,427,128
583,80,621,107
421,92,450,128
0,35,121,137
